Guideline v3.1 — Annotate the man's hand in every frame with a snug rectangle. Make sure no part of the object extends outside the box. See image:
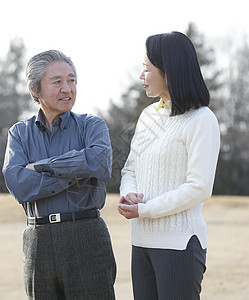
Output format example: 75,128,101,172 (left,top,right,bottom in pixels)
25,163,35,171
